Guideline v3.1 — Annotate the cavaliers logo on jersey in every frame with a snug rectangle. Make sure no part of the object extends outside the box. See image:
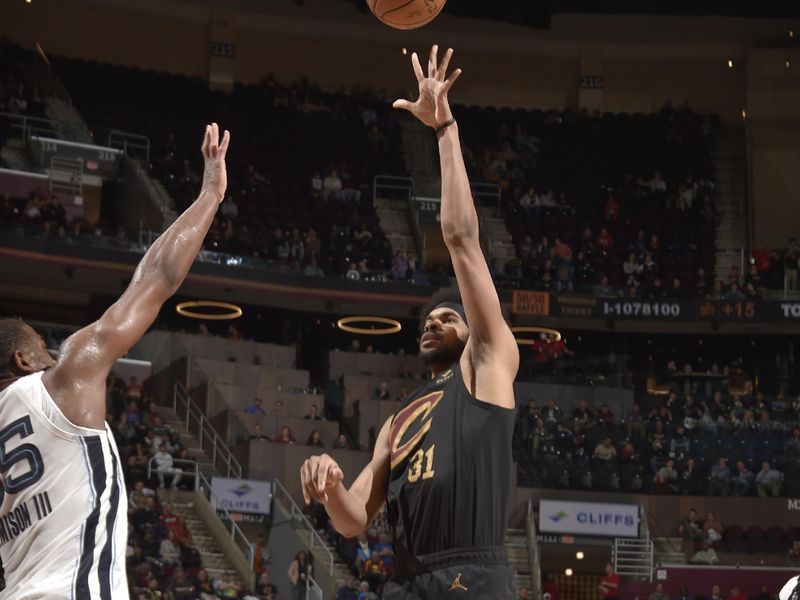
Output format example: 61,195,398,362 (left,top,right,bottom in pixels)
389,390,443,470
